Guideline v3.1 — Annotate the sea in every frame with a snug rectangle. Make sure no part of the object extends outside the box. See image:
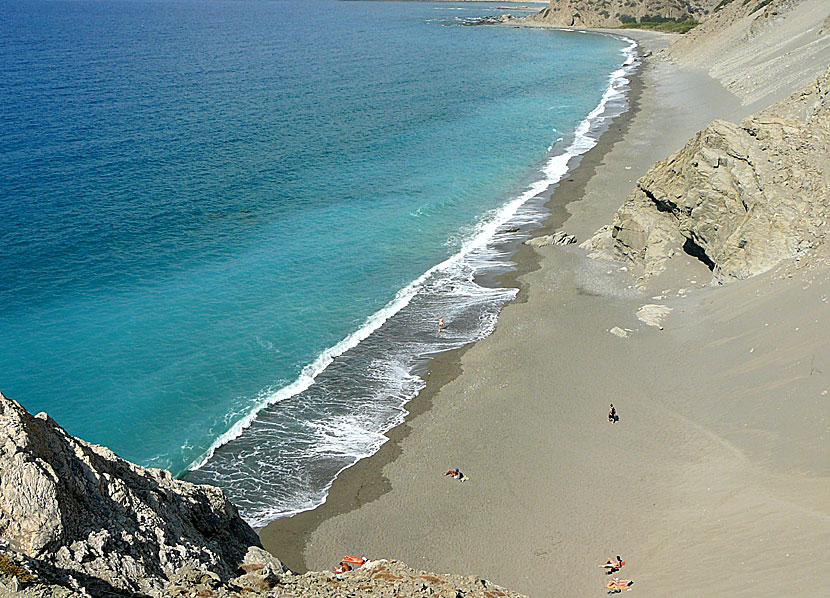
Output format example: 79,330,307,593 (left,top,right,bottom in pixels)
0,0,635,526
